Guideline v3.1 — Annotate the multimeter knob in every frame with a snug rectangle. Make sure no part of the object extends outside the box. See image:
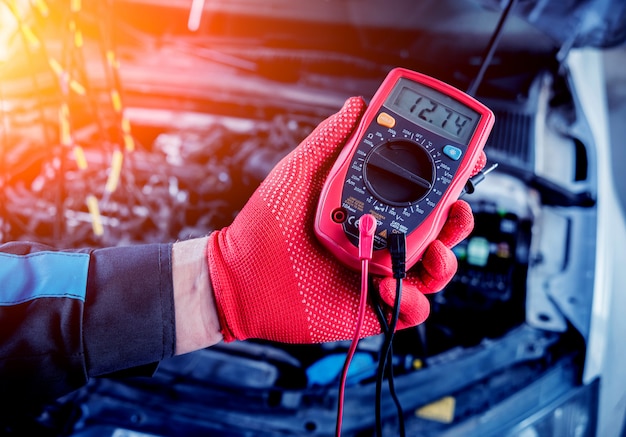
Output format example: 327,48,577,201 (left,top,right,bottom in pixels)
363,139,435,206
